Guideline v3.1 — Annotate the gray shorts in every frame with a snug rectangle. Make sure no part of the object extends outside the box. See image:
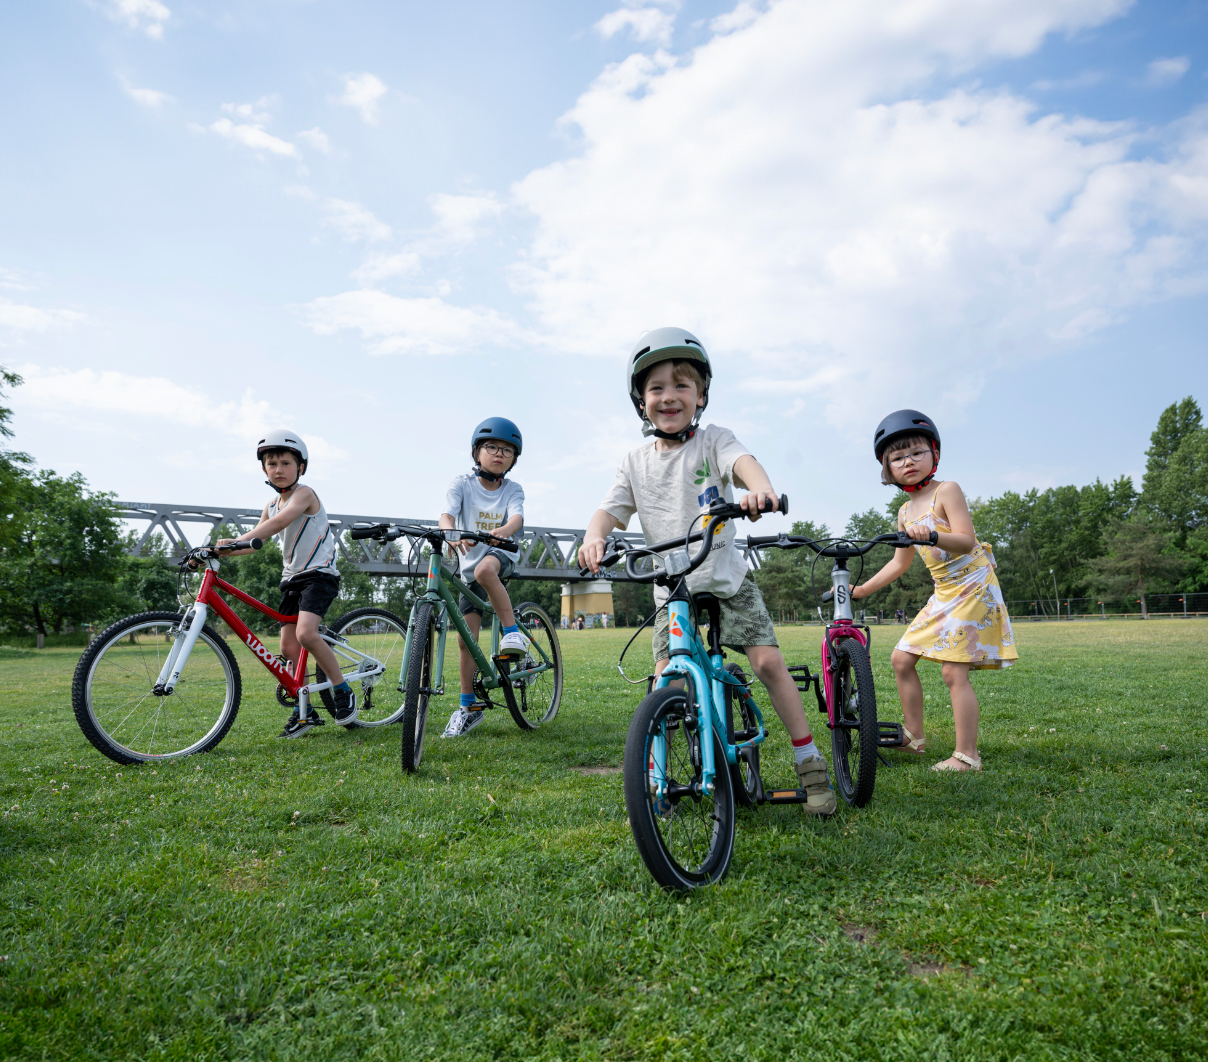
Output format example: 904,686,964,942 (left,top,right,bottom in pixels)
458,552,516,616
652,572,777,662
